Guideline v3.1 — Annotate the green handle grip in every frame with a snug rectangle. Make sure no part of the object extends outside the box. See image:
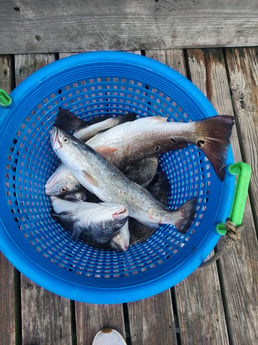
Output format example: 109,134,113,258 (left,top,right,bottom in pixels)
216,162,251,235
0,89,12,107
